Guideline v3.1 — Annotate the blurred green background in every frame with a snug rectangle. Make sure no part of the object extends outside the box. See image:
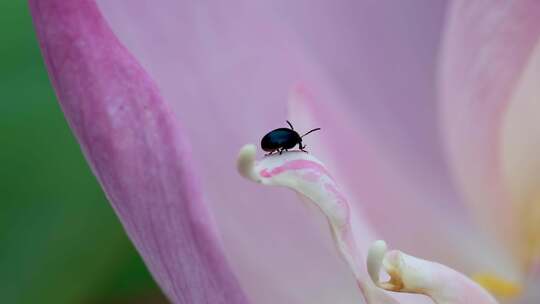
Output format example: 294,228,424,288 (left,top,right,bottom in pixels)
0,2,166,303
